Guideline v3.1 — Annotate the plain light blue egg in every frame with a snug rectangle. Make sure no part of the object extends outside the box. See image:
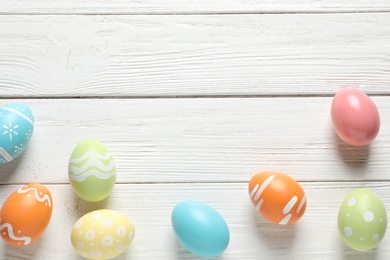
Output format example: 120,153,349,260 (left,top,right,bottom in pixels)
171,200,230,258
0,103,34,164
